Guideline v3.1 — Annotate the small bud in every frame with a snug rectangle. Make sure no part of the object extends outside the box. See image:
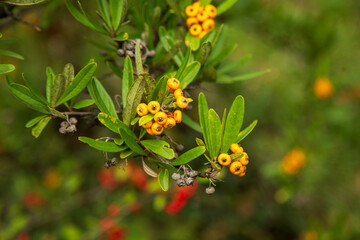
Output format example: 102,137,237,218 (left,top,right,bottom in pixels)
206,186,215,195
176,179,186,187
185,177,194,186
69,117,78,125
172,173,181,180
60,121,69,128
